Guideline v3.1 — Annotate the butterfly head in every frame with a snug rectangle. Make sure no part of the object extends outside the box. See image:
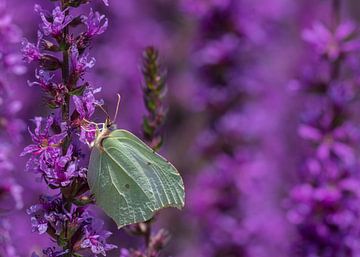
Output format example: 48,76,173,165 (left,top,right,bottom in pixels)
93,94,121,151
105,116,117,131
